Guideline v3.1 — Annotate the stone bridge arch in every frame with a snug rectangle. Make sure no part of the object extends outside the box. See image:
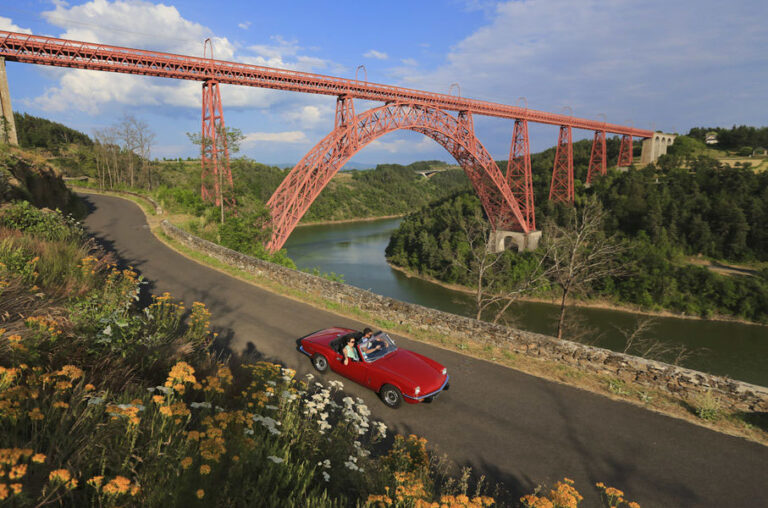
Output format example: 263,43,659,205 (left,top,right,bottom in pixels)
266,100,529,252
